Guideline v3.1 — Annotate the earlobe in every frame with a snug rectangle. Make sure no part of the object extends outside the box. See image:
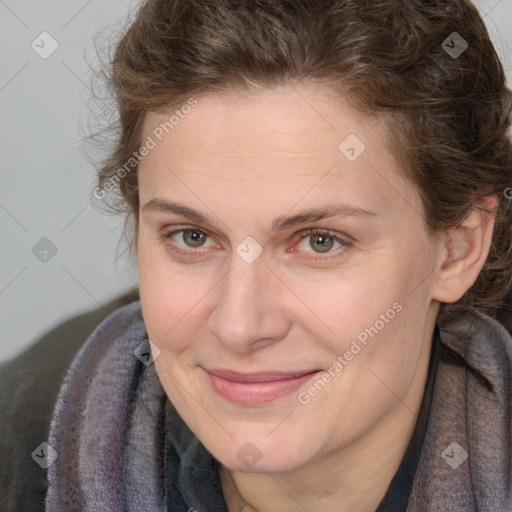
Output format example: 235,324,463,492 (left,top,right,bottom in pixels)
431,195,499,304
